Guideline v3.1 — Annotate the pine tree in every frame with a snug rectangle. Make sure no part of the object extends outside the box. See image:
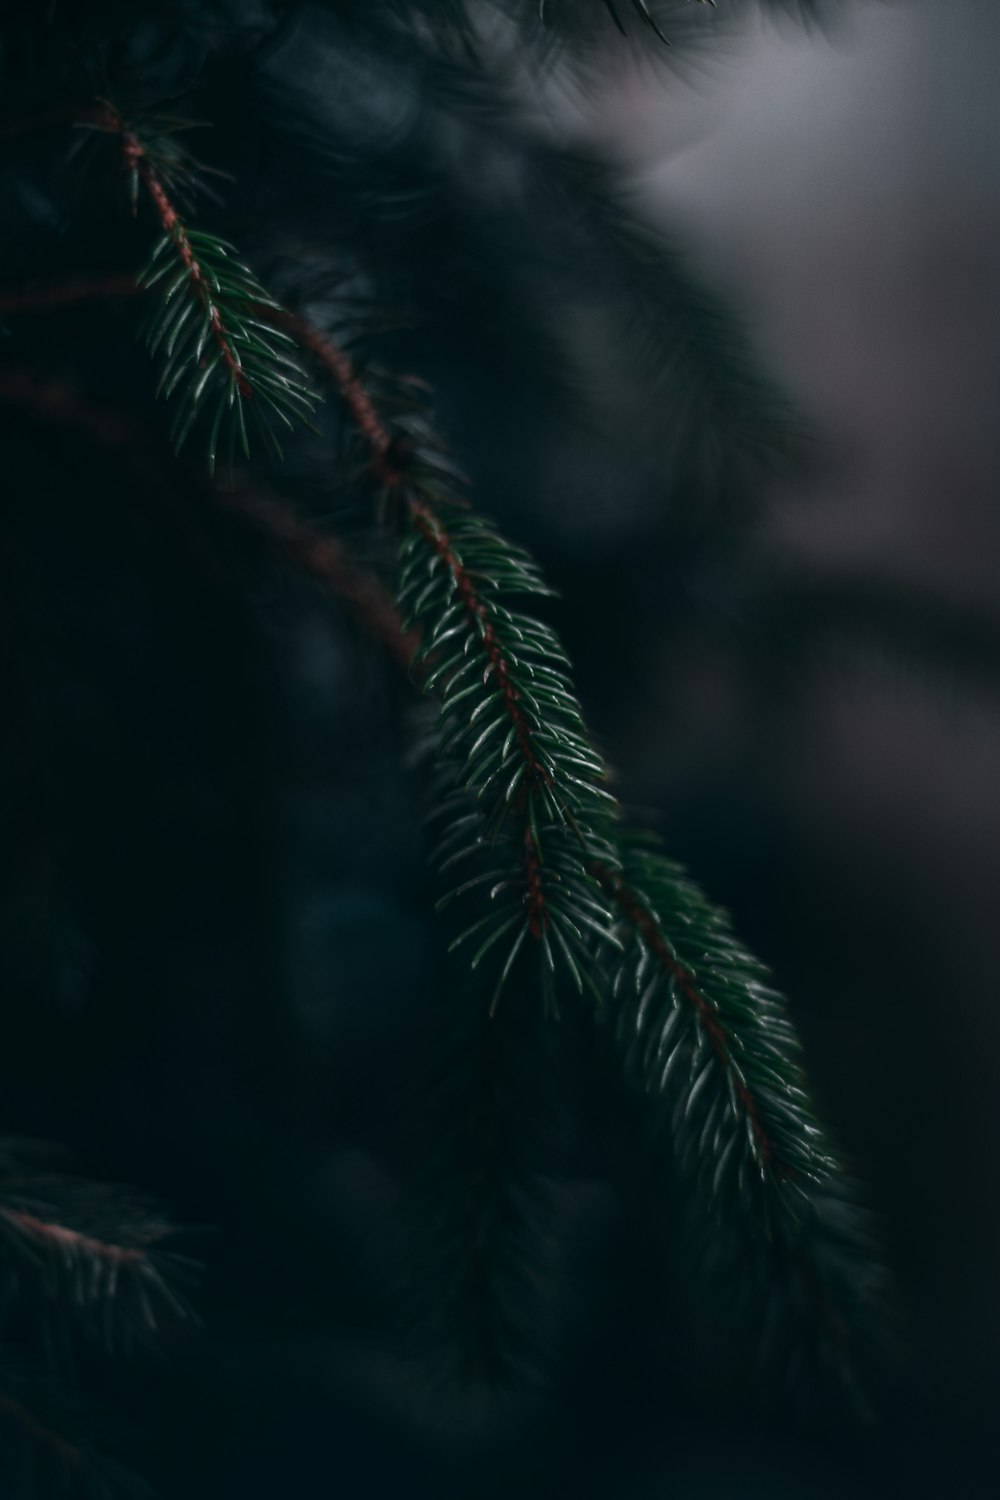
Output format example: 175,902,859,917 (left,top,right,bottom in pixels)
0,3,898,1494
